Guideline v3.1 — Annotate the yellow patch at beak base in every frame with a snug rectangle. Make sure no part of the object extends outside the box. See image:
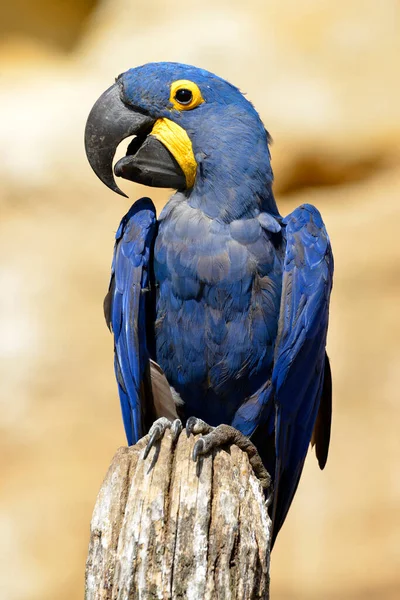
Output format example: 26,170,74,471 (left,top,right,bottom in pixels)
150,118,197,189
